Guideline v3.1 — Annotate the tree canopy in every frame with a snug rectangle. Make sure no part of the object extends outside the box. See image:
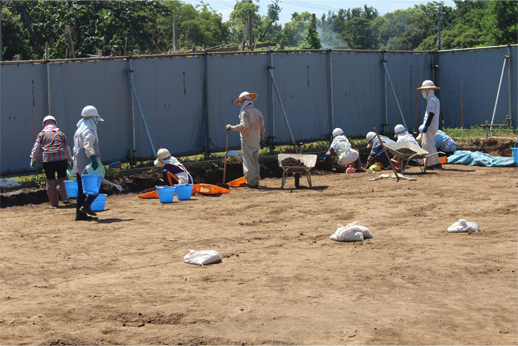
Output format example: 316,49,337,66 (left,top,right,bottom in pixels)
1,0,516,60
